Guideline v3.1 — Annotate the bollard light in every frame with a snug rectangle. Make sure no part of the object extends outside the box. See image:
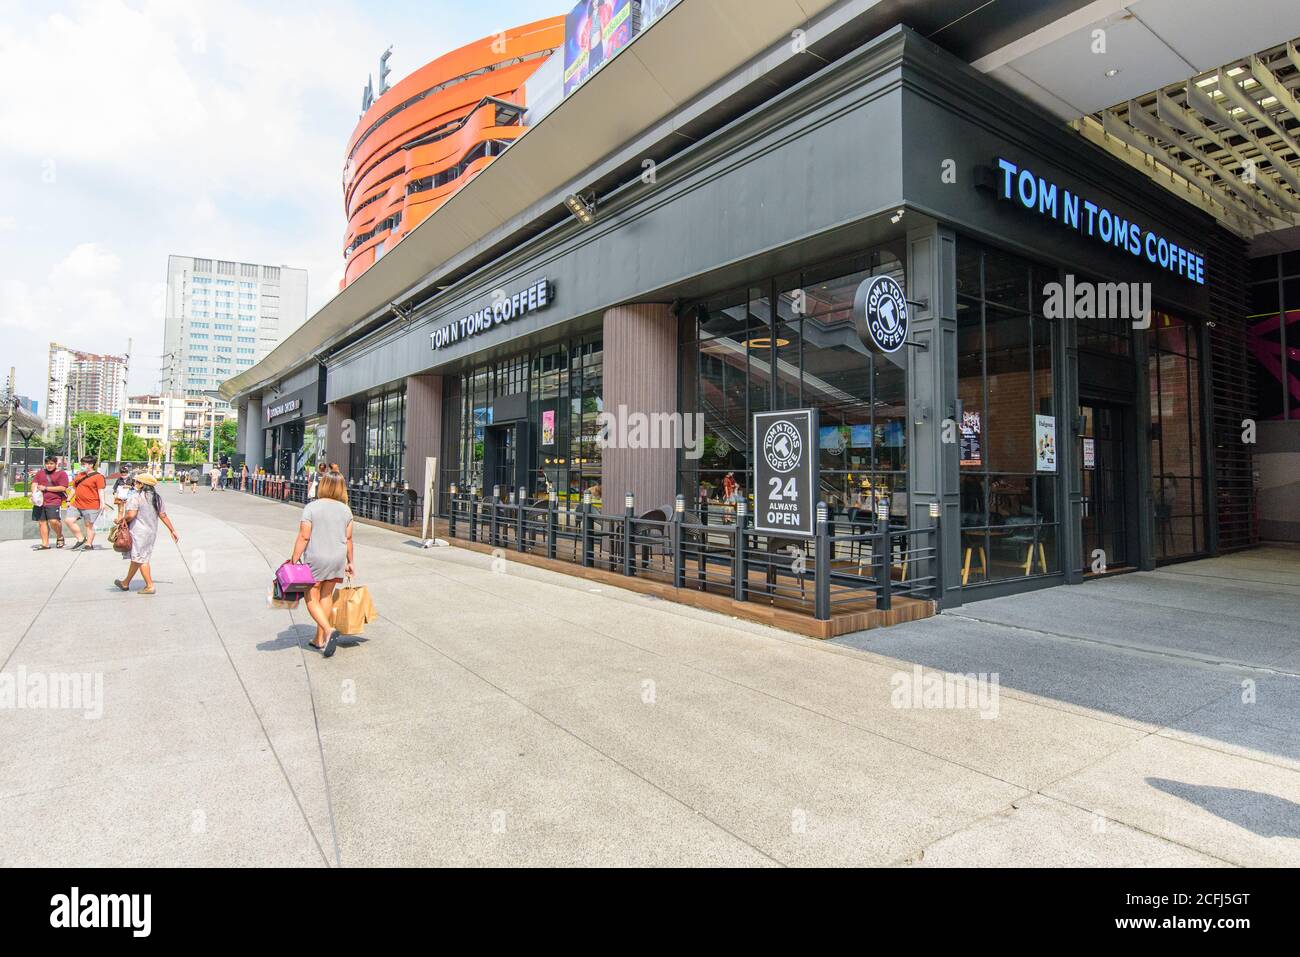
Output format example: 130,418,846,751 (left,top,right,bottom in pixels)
877,497,890,523
736,498,747,519
493,485,501,502
675,494,685,514
582,490,592,506
816,501,828,525
450,482,458,497
625,491,634,512
928,501,940,519
509,490,516,504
